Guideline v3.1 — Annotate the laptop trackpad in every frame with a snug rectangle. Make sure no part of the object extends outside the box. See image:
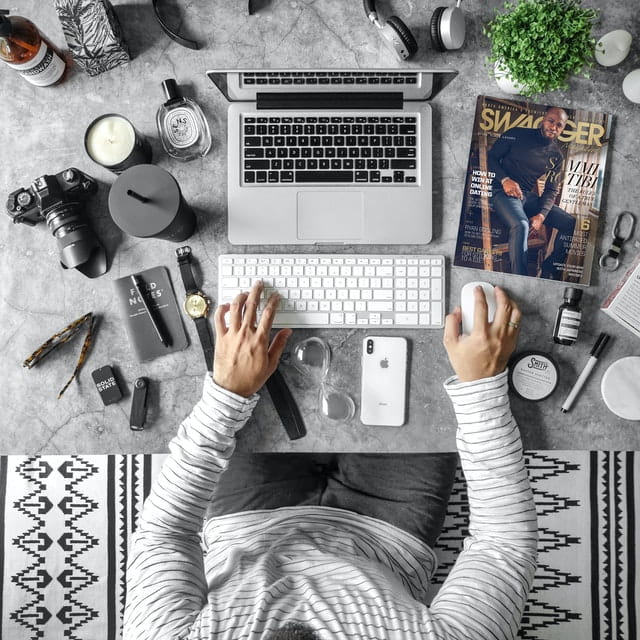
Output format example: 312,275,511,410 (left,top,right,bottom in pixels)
297,191,364,241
